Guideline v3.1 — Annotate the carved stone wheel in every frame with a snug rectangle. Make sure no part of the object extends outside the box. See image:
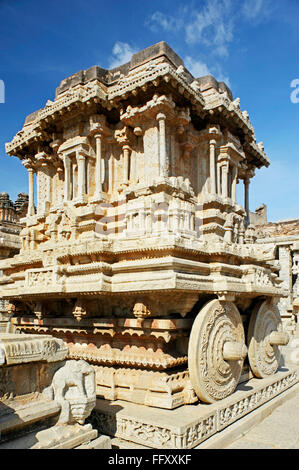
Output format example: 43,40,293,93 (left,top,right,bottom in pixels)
248,299,289,379
188,299,247,404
